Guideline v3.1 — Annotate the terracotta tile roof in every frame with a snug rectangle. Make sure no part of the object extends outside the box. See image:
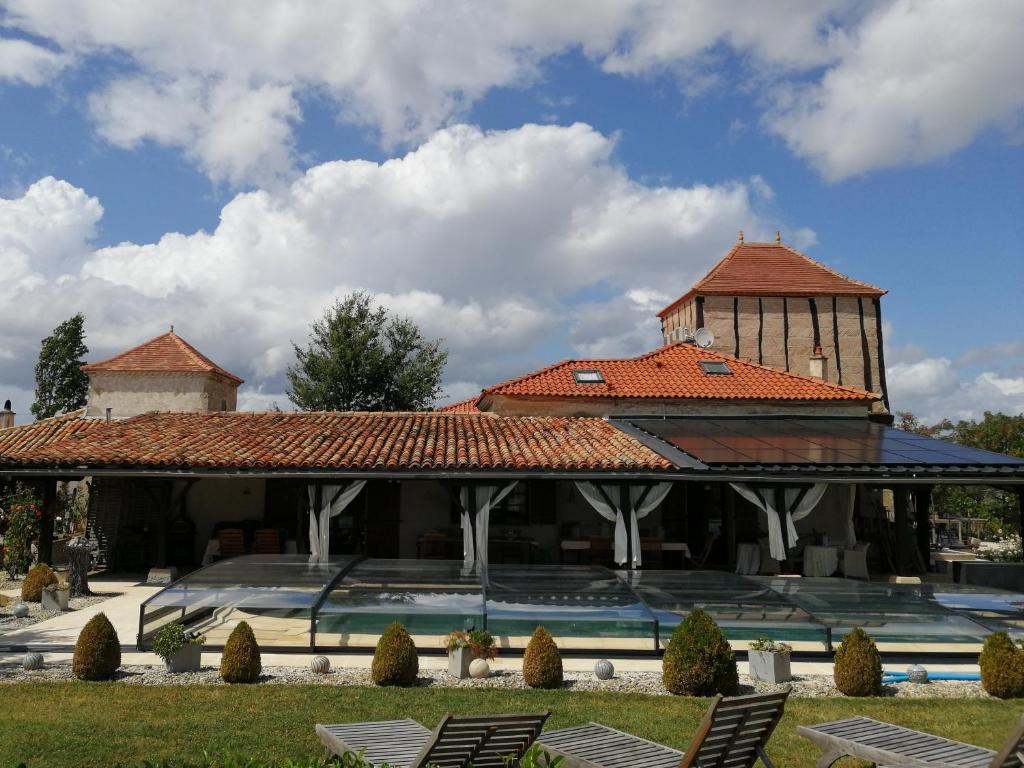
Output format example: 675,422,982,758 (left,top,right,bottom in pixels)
8,411,673,473
0,410,104,462
82,330,244,385
658,241,886,317
482,343,878,402
437,397,482,413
